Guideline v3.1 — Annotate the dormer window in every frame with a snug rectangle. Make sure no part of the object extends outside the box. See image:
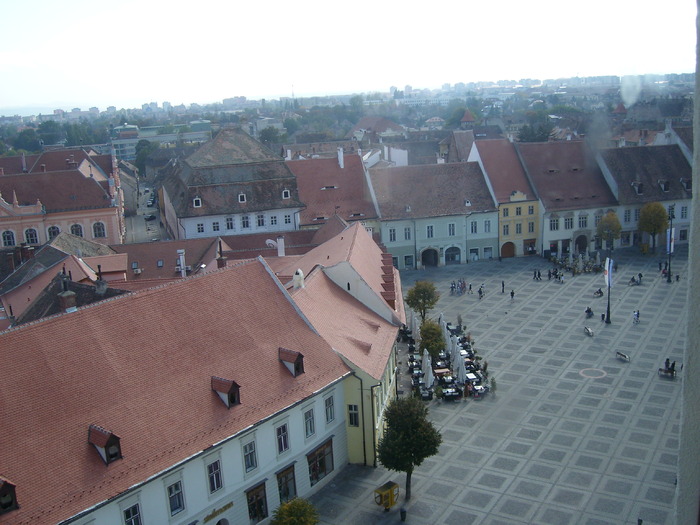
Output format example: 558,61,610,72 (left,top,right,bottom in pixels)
279,348,304,377
0,478,18,515
211,376,240,408
193,197,202,208
88,424,122,465
680,178,692,191
632,181,644,195
238,193,247,203
320,186,337,190
658,179,669,192
282,189,291,199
